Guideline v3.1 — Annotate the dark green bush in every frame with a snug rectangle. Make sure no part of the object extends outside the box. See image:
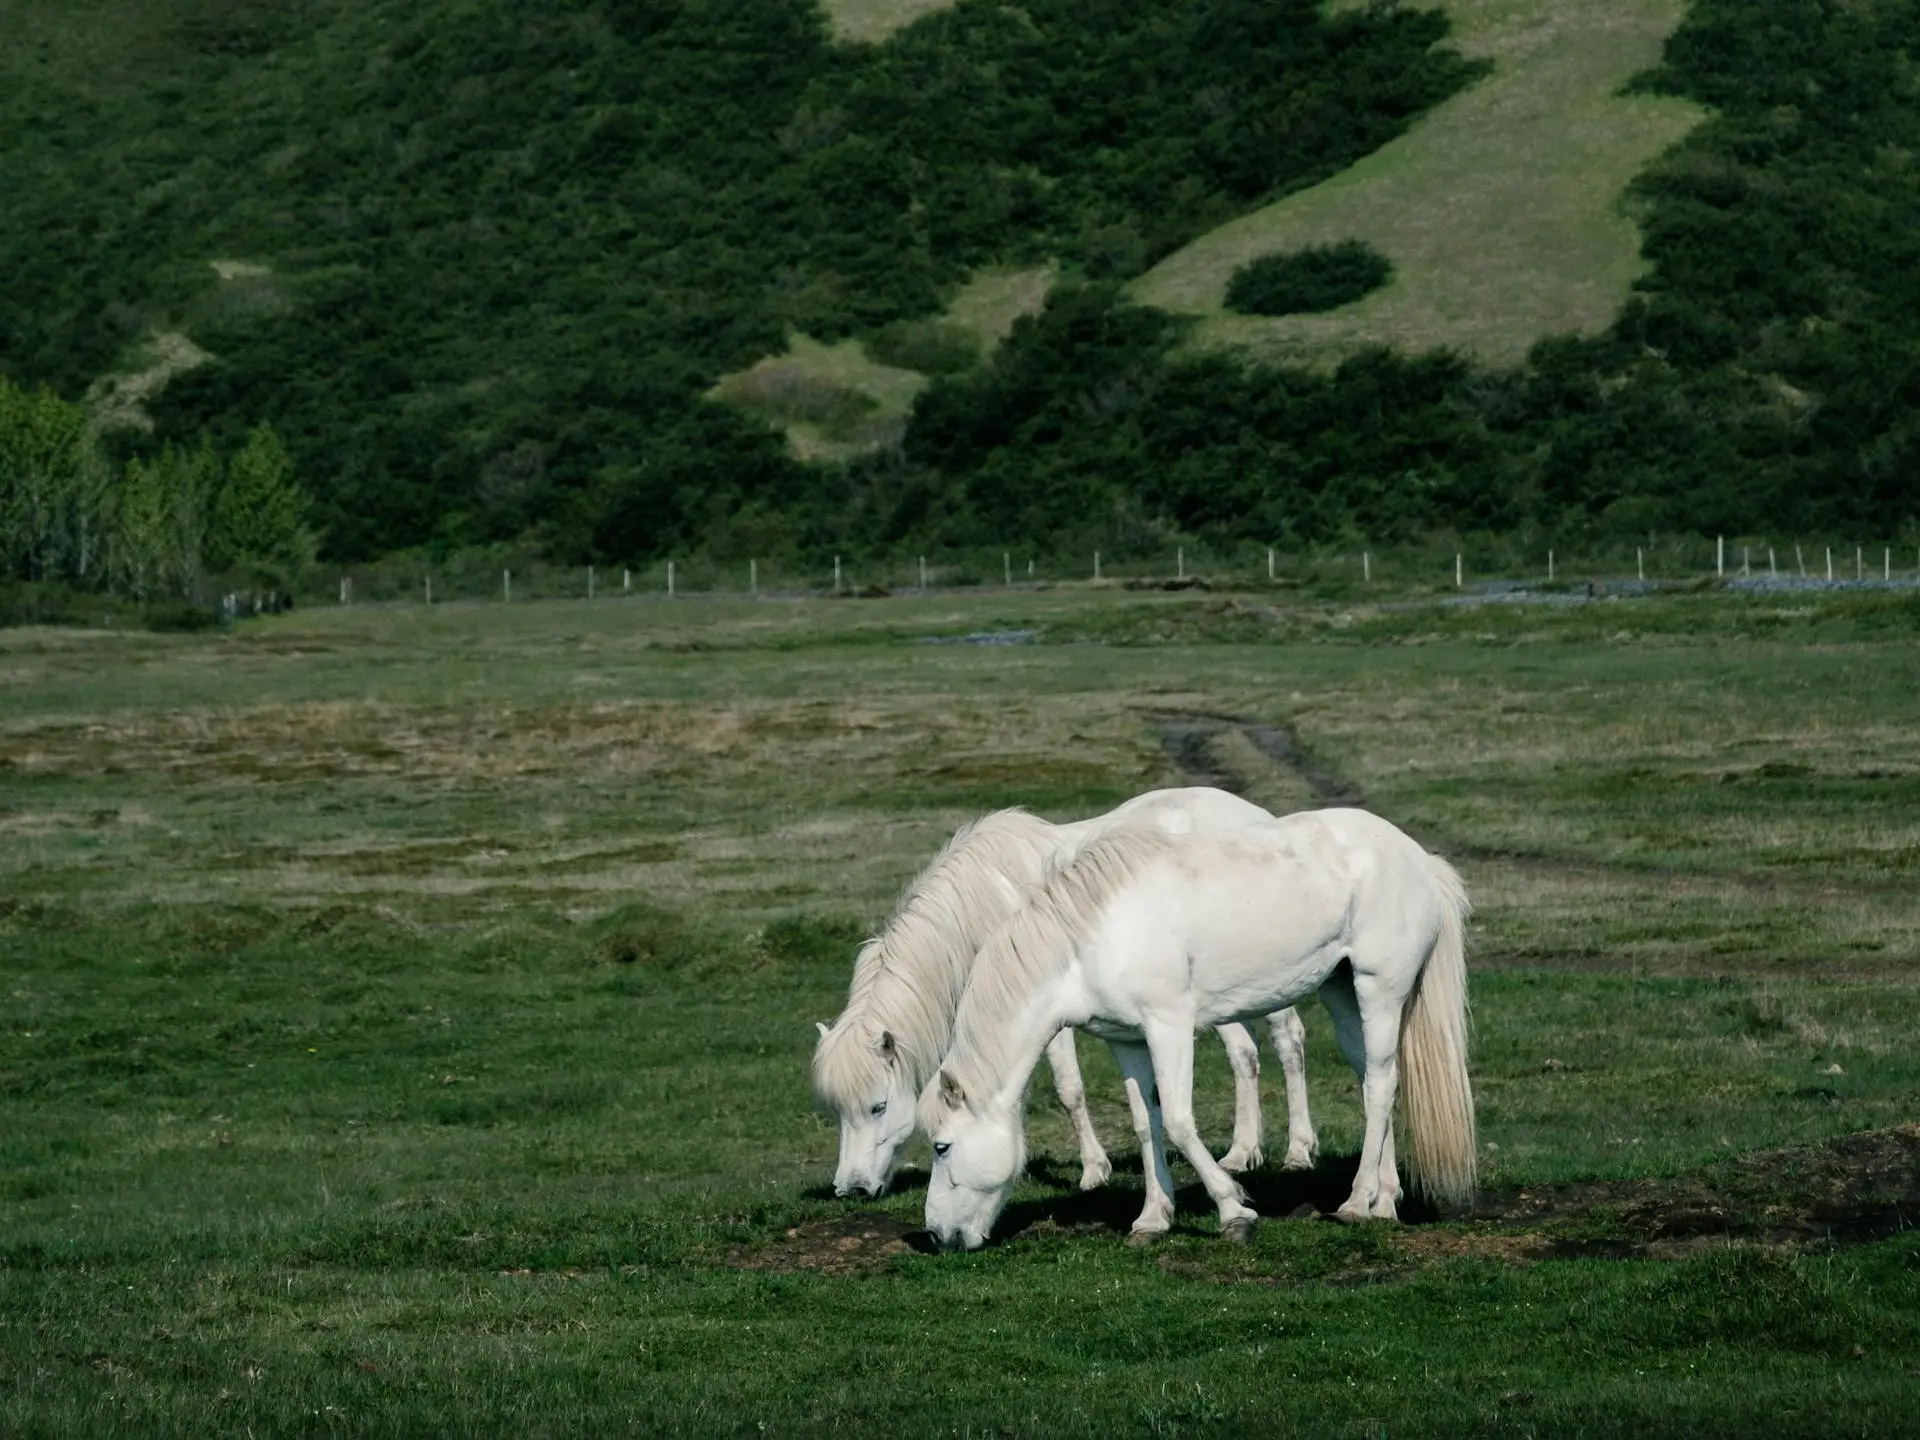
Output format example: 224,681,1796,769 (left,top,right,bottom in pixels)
866,321,981,377
1224,241,1393,316
142,600,221,633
